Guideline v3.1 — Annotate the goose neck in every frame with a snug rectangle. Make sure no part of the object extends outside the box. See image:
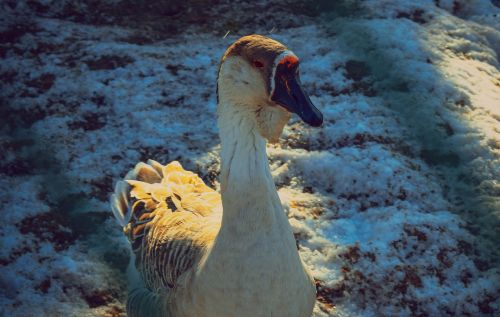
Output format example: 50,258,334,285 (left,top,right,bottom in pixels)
217,102,280,231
